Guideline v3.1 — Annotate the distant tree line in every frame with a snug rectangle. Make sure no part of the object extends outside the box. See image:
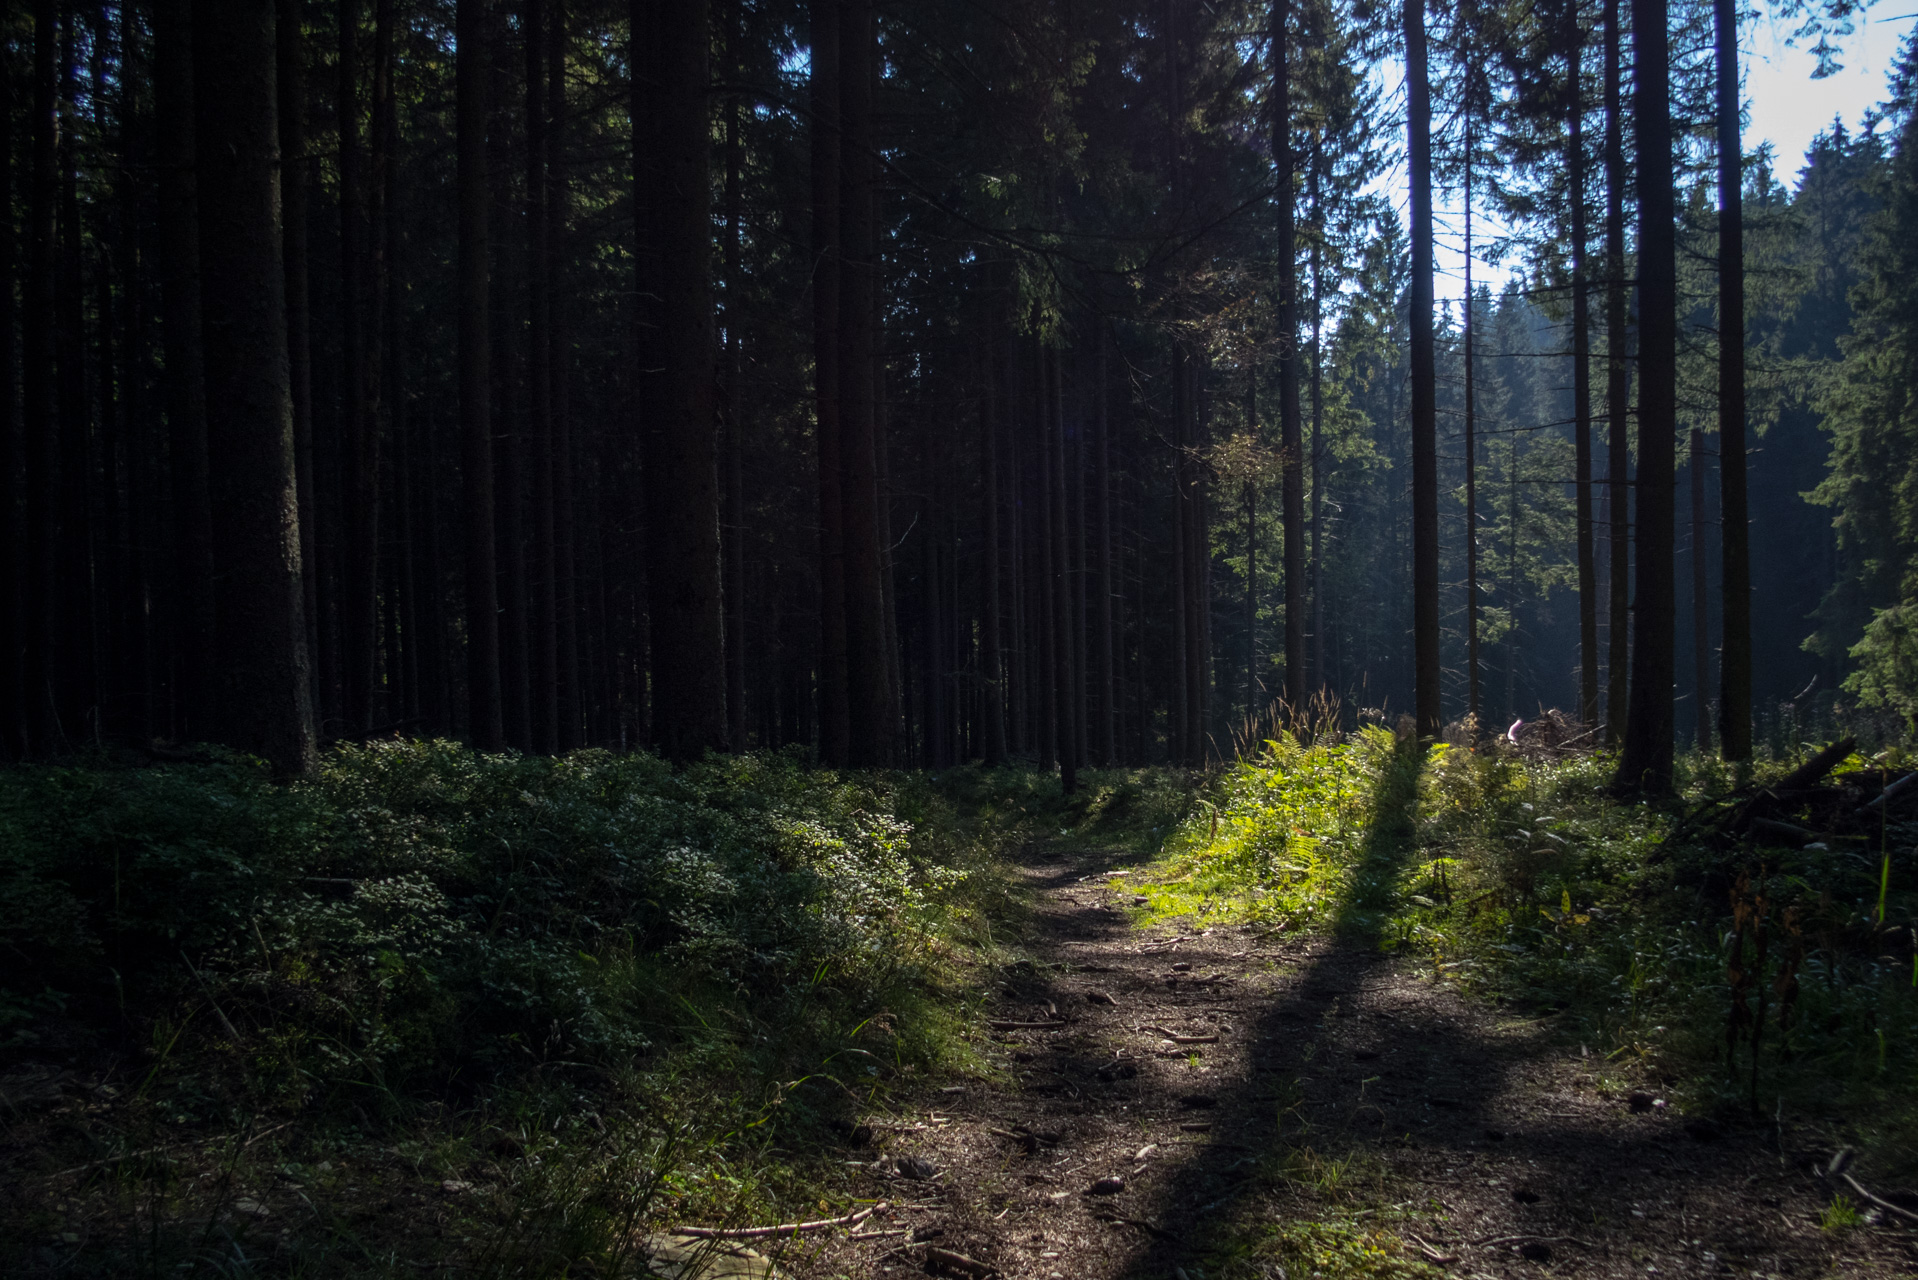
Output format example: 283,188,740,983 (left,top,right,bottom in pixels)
0,0,1911,789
